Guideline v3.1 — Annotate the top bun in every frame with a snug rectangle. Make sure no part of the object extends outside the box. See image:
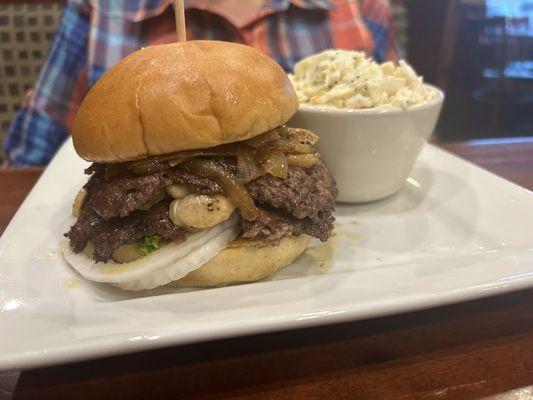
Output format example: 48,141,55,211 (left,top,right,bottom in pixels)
72,41,299,163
